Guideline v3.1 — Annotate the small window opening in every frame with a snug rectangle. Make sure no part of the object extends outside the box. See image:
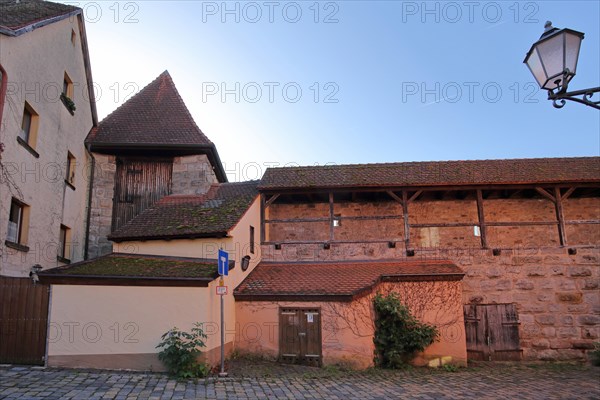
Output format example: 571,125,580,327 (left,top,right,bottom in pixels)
66,152,76,186
333,214,342,227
